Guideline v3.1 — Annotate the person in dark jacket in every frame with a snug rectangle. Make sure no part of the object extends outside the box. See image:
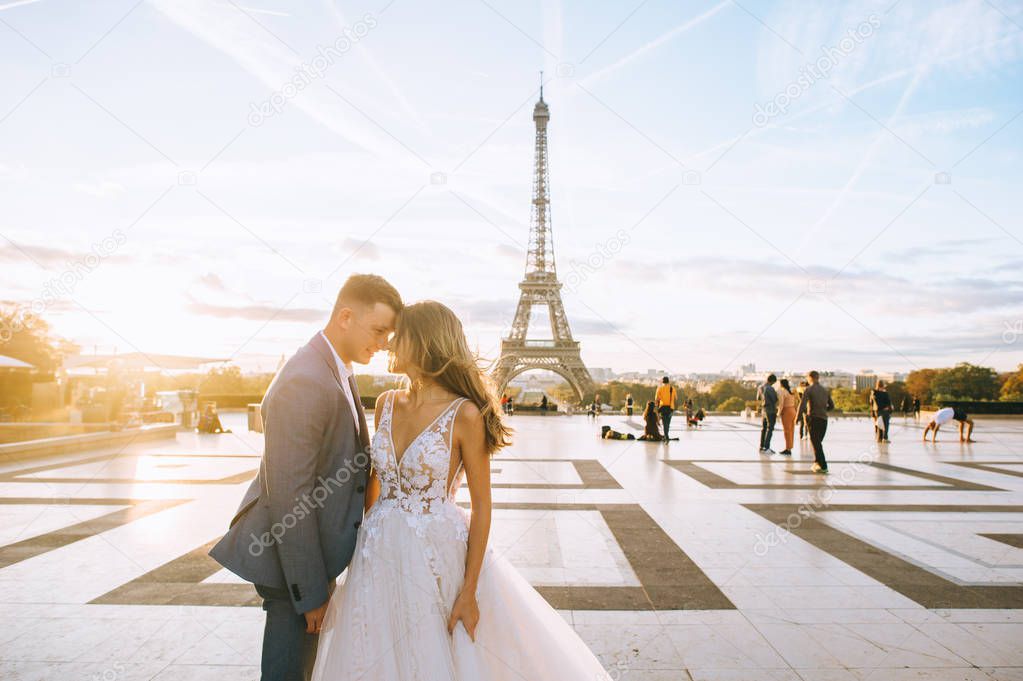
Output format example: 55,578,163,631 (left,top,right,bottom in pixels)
796,370,834,473
870,380,893,442
639,401,662,440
